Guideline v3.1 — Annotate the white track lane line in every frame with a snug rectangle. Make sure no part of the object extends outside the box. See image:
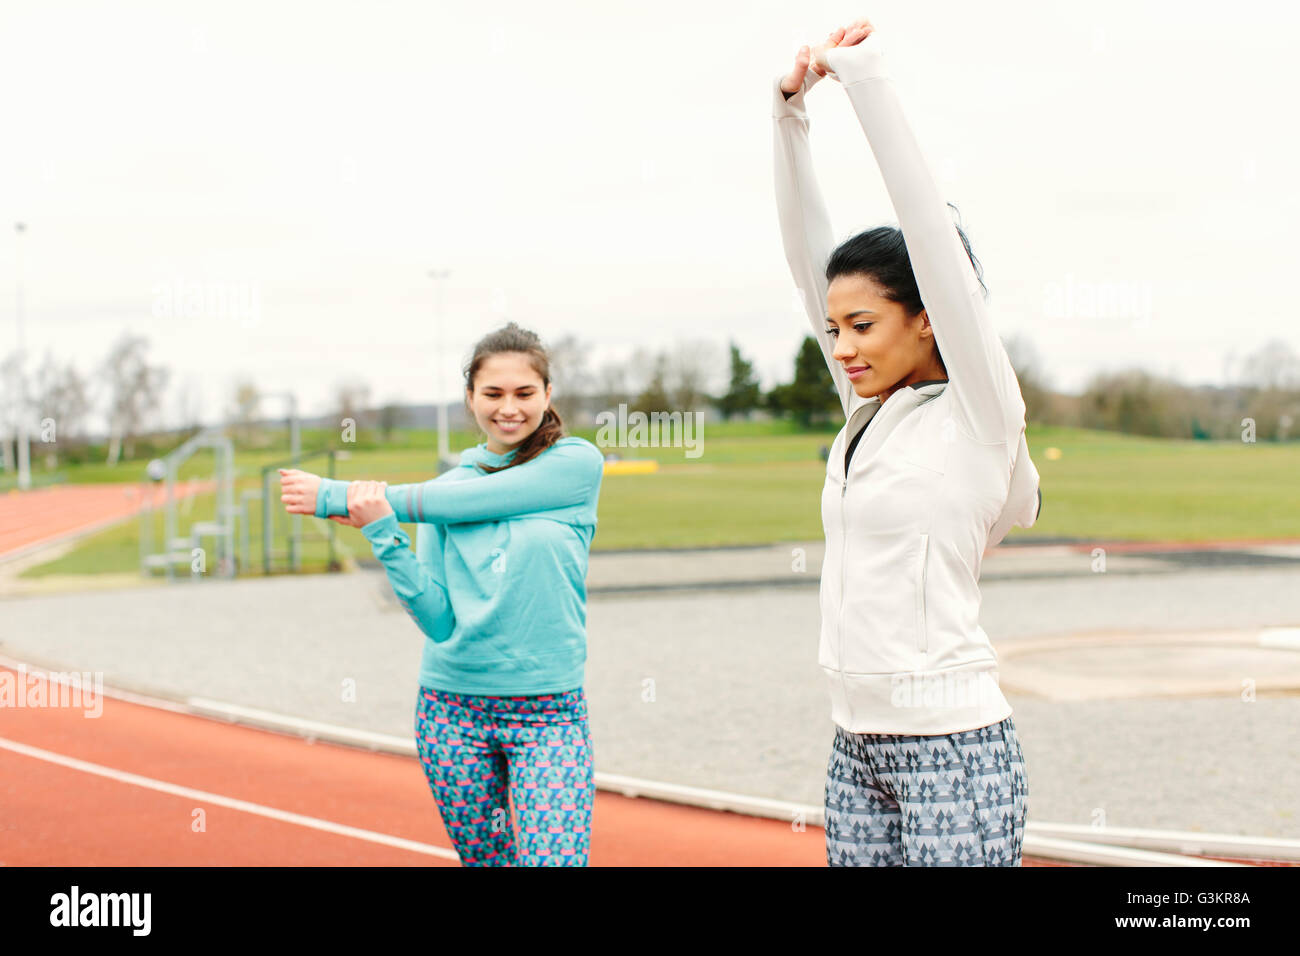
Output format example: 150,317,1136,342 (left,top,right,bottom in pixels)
0,736,459,862
2,658,1289,865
